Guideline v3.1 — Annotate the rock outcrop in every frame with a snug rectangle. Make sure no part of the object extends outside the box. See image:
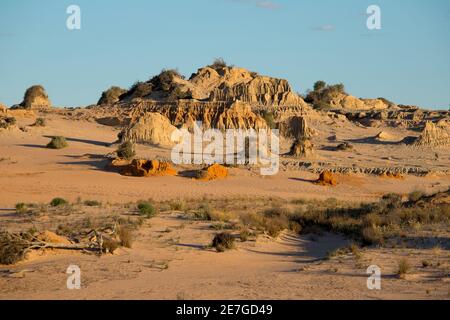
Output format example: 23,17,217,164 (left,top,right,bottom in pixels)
18,85,51,109
195,164,228,181
315,171,337,186
122,159,177,177
119,112,179,147
289,139,316,158
280,116,316,139
411,121,450,148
